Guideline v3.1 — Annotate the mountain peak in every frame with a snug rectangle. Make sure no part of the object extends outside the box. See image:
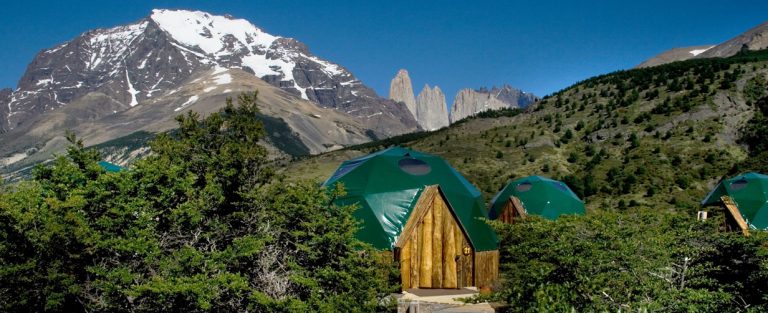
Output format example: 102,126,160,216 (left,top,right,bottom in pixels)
1,7,419,138
149,9,278,56
389,69,417,118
